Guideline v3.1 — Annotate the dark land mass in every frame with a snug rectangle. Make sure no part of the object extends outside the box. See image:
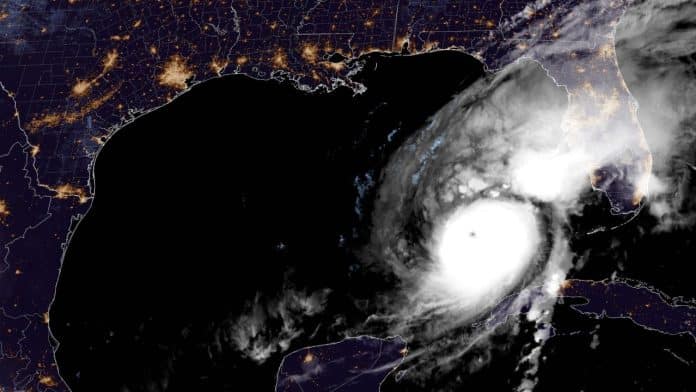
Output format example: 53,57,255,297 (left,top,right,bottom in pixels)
275,336,406,392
